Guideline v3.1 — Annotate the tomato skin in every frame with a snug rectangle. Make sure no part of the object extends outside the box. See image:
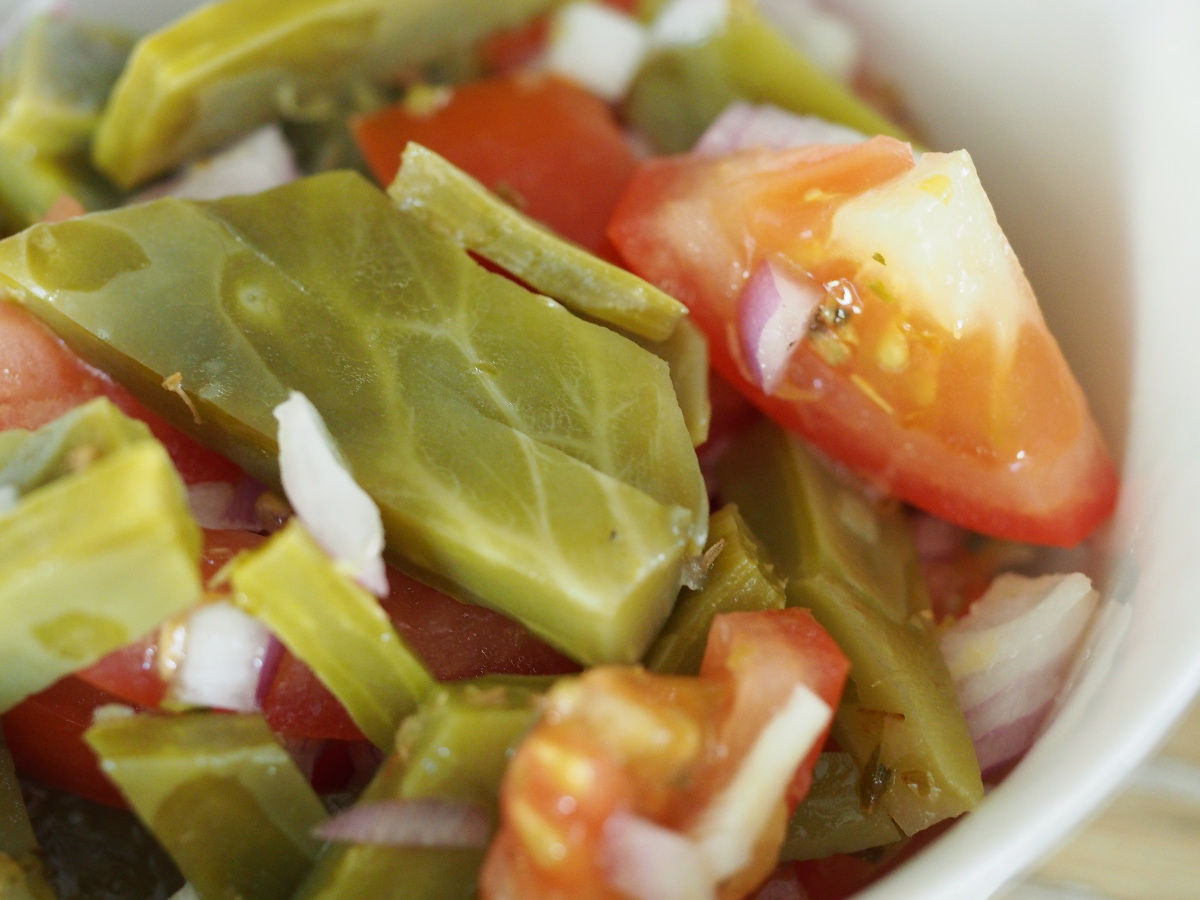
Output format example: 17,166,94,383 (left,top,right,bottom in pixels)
353,73,638,257
0,301,241,484
2,677,130,807
481,608,849,900
608,140,1118,546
